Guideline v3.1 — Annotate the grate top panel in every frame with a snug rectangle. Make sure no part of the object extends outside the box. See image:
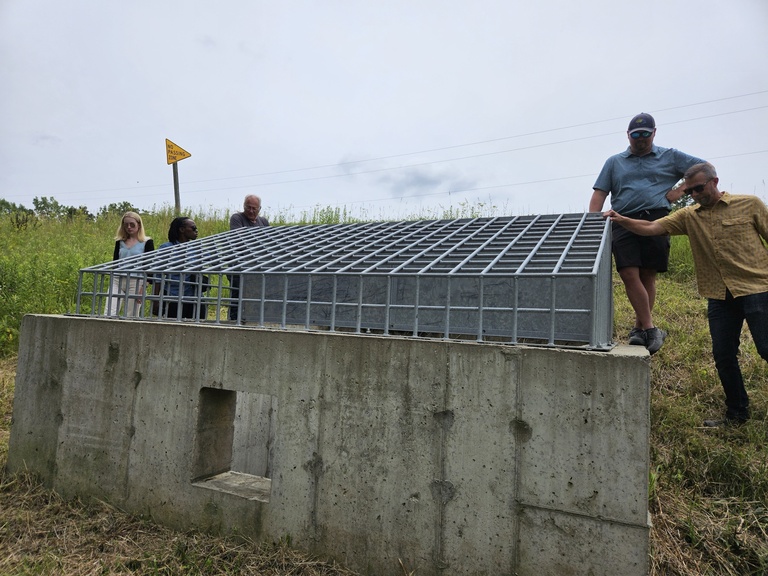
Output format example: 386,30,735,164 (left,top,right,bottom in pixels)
82,213,608,277
76,213,614,350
